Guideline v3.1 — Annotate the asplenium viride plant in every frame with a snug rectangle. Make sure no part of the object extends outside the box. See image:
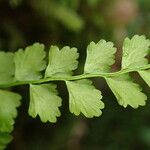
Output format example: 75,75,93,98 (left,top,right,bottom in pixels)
0,35,150,149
